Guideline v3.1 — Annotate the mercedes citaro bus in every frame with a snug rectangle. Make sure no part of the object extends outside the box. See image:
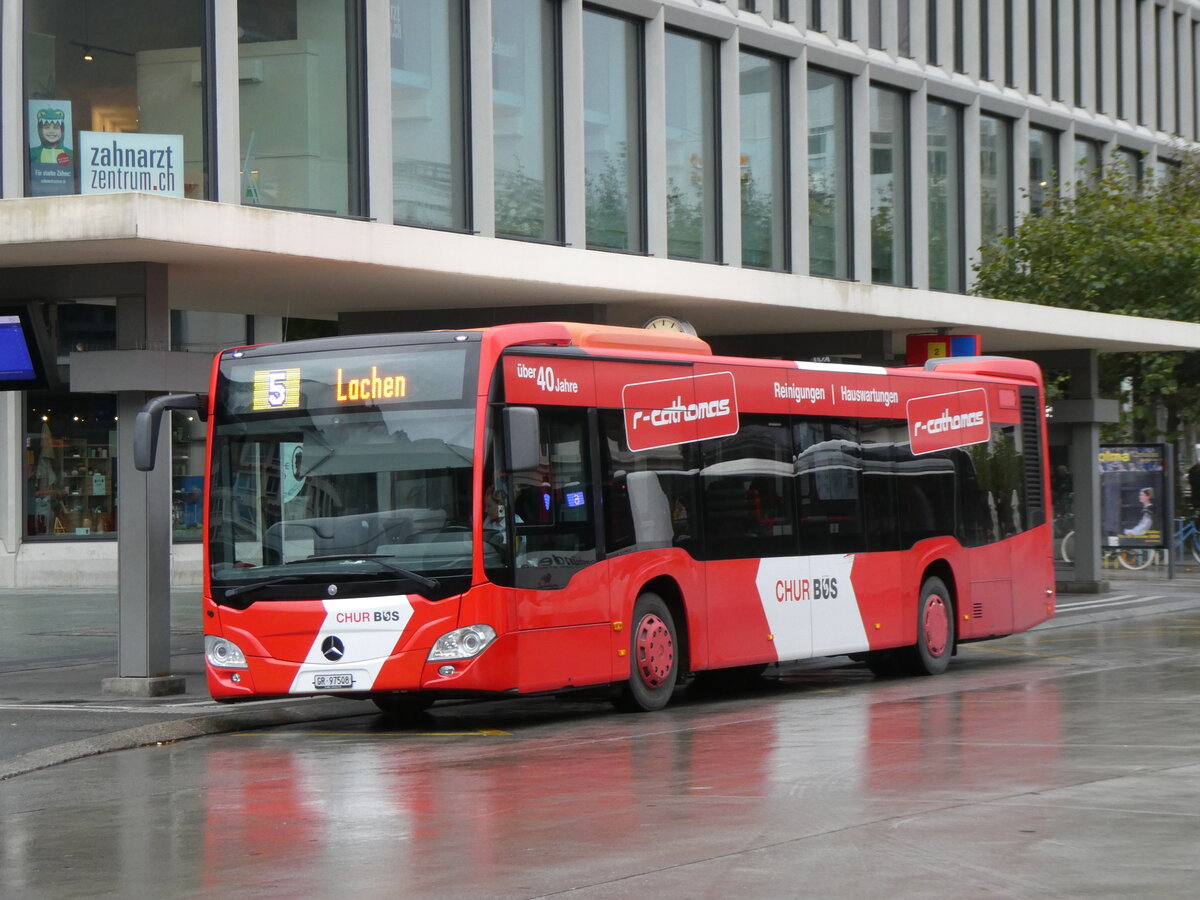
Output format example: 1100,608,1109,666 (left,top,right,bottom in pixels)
135,322,1055,717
